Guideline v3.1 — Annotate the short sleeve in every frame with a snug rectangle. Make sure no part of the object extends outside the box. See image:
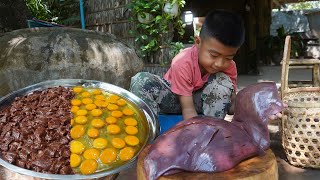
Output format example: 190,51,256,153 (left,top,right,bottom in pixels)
170,64,193,96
